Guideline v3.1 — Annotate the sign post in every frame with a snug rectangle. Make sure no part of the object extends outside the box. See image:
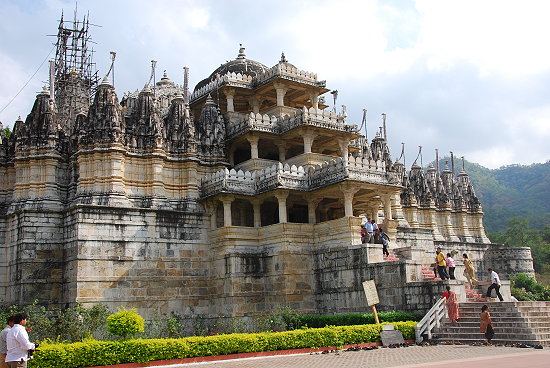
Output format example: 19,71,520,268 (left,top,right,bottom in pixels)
362,280,380,324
